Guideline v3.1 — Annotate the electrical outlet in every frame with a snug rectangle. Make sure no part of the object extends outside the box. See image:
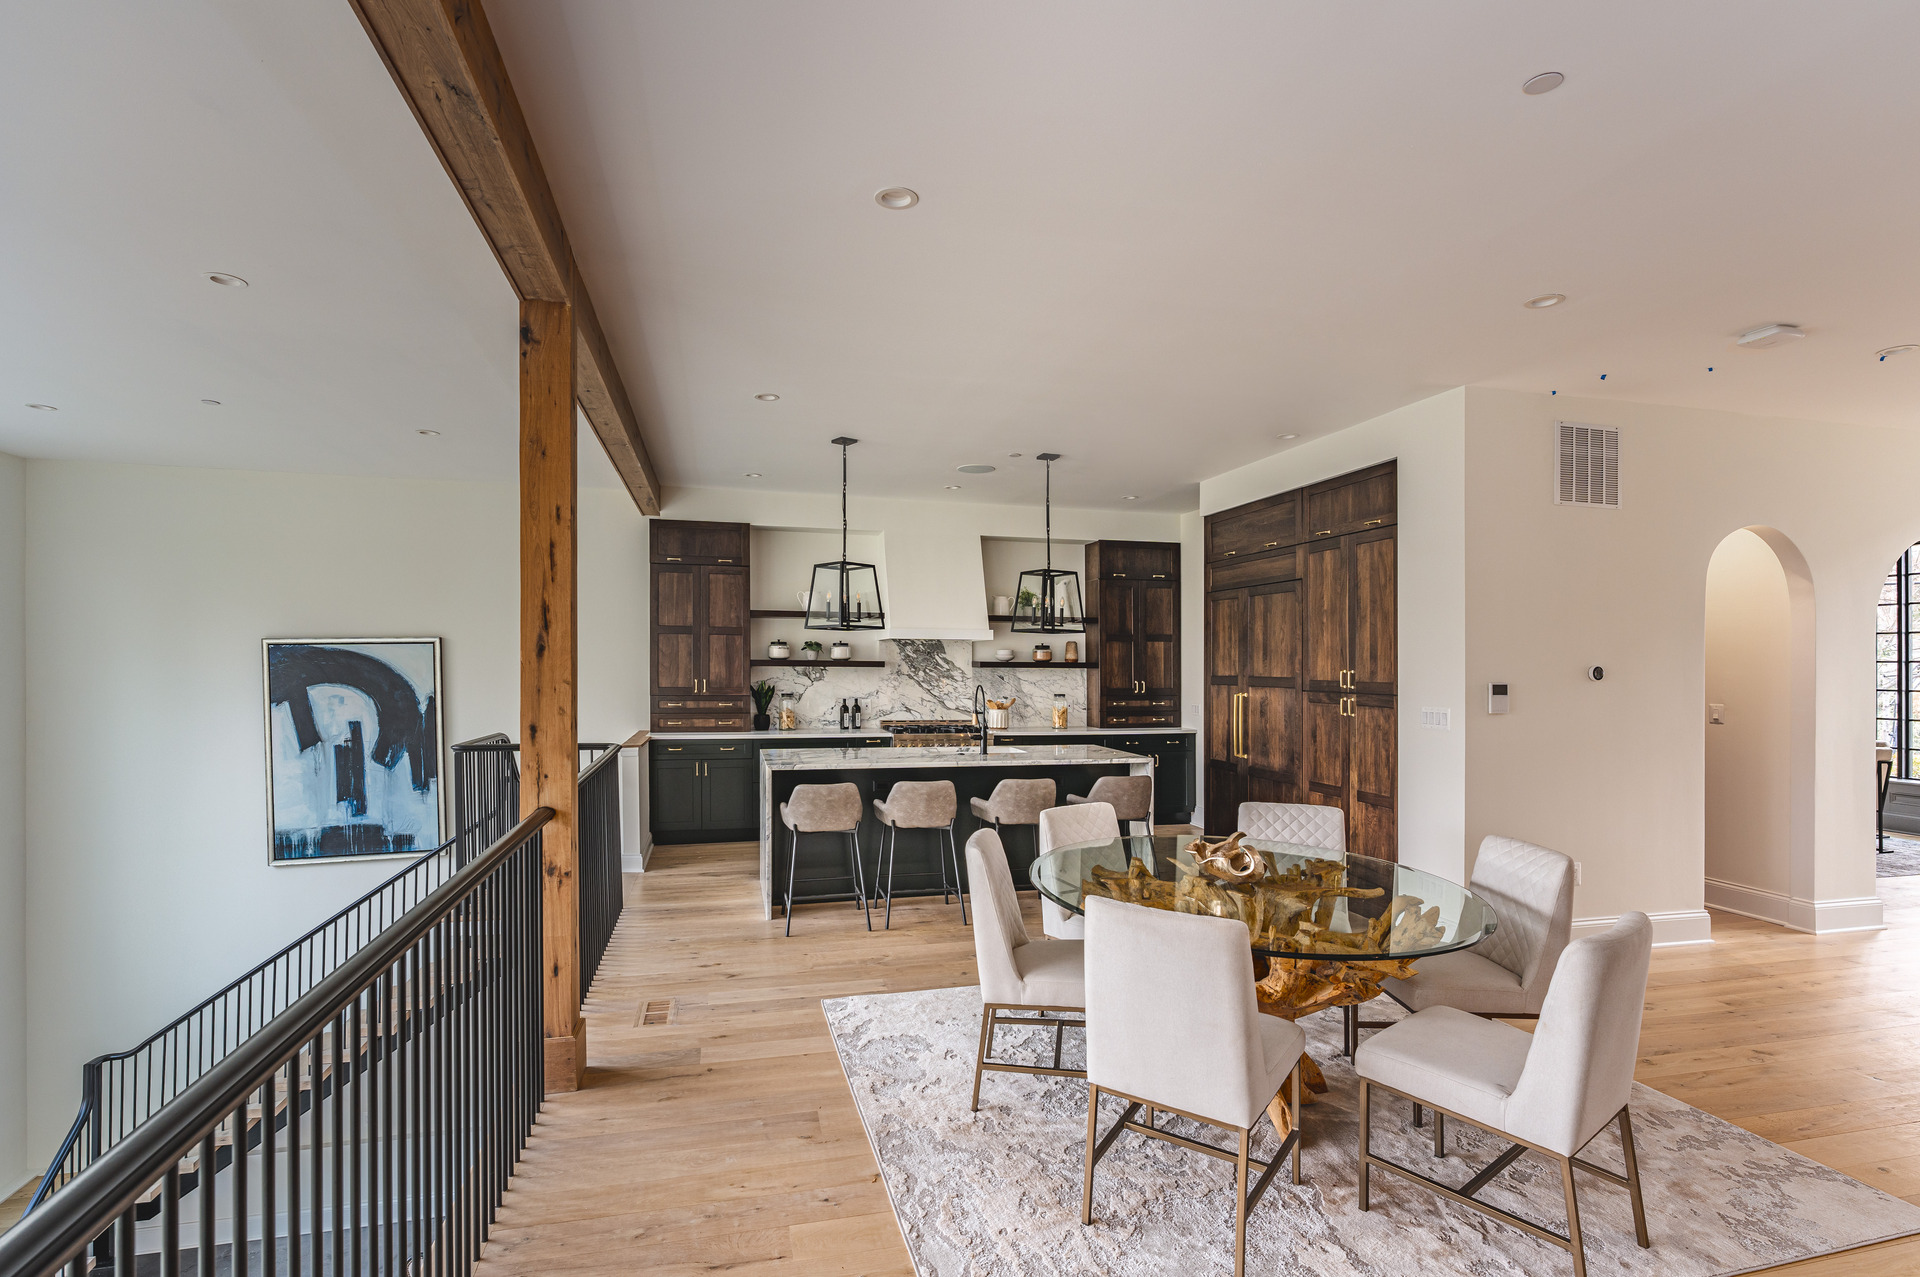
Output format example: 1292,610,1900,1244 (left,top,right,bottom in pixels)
1574,861,1583,886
